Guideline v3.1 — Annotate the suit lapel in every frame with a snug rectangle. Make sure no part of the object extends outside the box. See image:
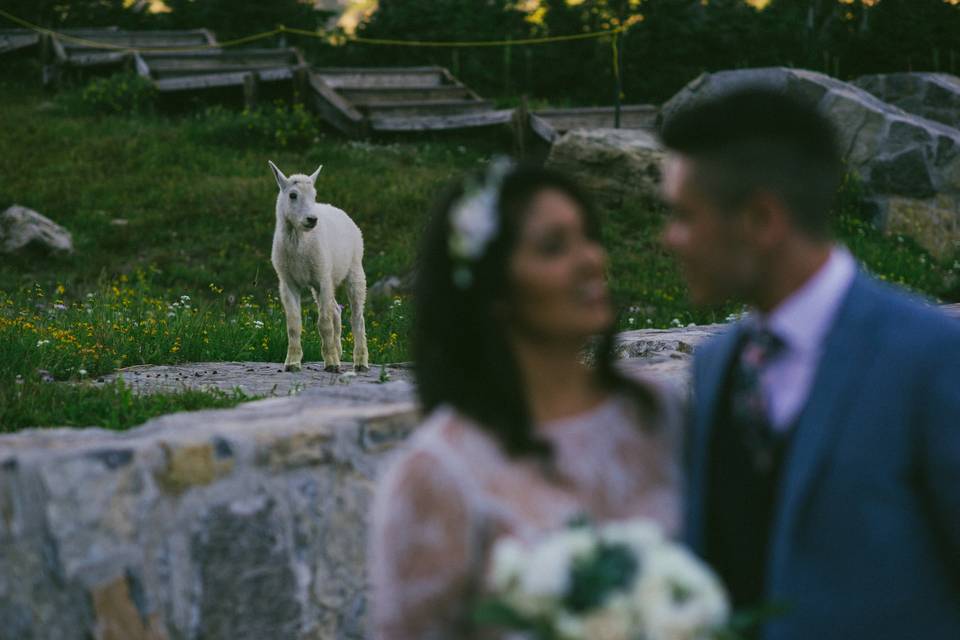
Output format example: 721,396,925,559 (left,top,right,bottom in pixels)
687,324,744,553
768,273,882,578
